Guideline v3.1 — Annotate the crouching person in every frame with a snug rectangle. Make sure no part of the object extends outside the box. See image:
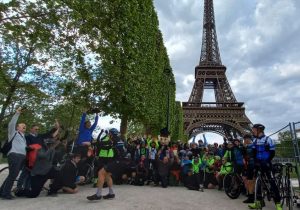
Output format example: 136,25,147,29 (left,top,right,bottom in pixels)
216,158,232,190
15,139,59,198
48,153,85,195
157,156,173,188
